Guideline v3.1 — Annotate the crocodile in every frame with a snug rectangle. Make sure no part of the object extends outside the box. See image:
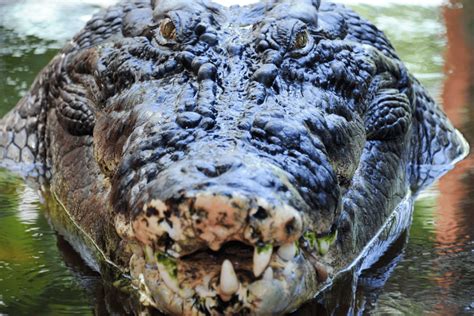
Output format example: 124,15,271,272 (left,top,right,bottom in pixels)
0,0,469,314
